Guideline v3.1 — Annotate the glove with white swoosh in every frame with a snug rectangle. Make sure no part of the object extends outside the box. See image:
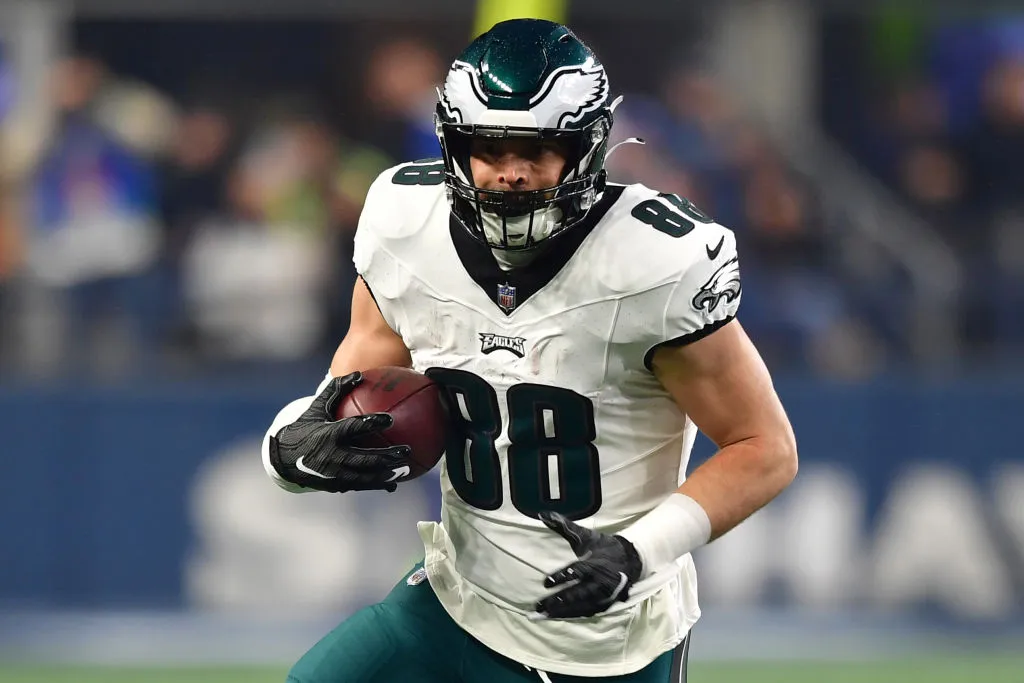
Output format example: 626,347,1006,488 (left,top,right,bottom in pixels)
533,511,644,619
268,372,411,493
